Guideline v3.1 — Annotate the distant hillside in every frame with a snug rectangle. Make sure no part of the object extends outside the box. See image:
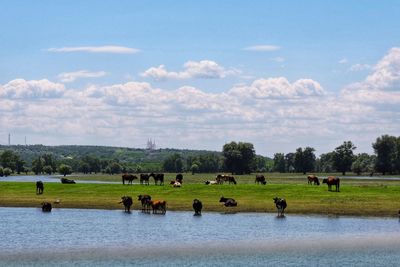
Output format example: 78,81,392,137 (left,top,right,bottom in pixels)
0,144,222,167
